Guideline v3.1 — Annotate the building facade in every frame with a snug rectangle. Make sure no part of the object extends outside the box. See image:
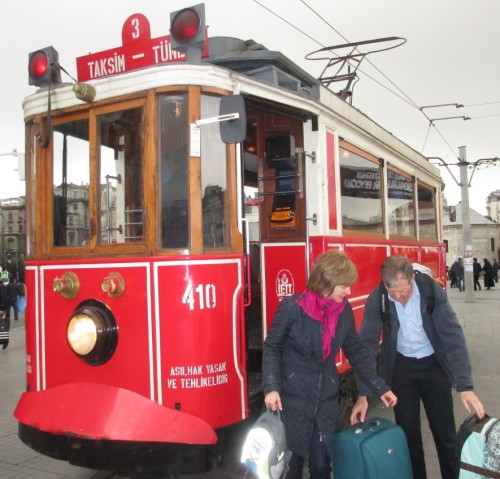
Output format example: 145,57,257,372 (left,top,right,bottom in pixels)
443,201,500,267
486,189,500,223
0,197,26,280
